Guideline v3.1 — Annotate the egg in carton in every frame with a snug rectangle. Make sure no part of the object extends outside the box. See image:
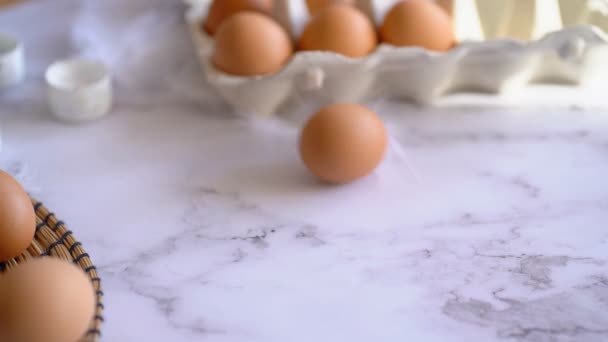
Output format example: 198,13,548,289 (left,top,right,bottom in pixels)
185,0,608,116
